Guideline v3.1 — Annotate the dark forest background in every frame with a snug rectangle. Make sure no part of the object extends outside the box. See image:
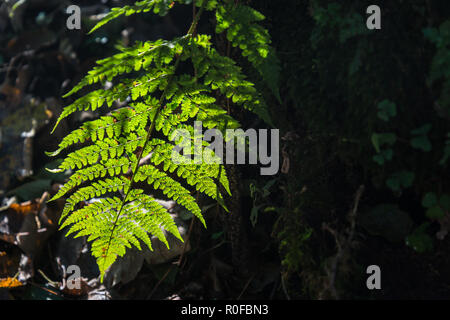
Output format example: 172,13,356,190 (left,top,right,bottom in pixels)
0,0,449,299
